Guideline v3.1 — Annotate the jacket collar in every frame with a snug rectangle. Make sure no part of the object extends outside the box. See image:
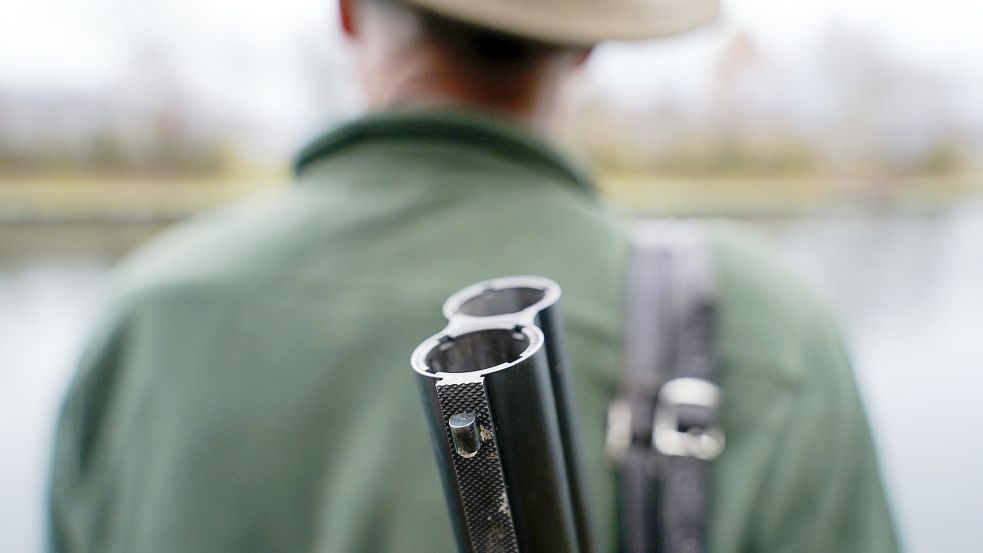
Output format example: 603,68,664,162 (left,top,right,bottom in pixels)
293,109,595,195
